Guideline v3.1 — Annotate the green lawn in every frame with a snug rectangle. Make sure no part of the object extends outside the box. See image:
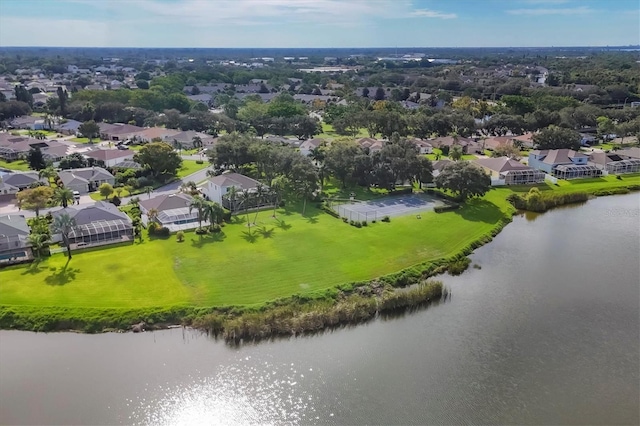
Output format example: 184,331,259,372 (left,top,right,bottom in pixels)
177,159,209,179
1,175,637,311
69,137,105,144
0,159,30,171
316,123,369,140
